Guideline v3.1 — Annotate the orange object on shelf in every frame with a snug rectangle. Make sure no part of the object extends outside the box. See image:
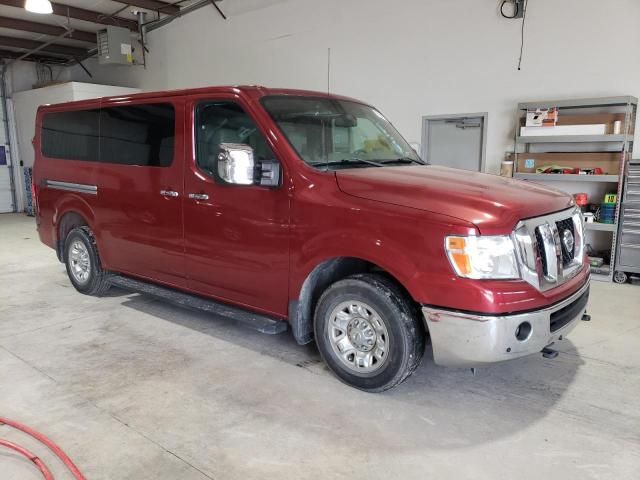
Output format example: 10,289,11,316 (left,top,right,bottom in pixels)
573,193,588,206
